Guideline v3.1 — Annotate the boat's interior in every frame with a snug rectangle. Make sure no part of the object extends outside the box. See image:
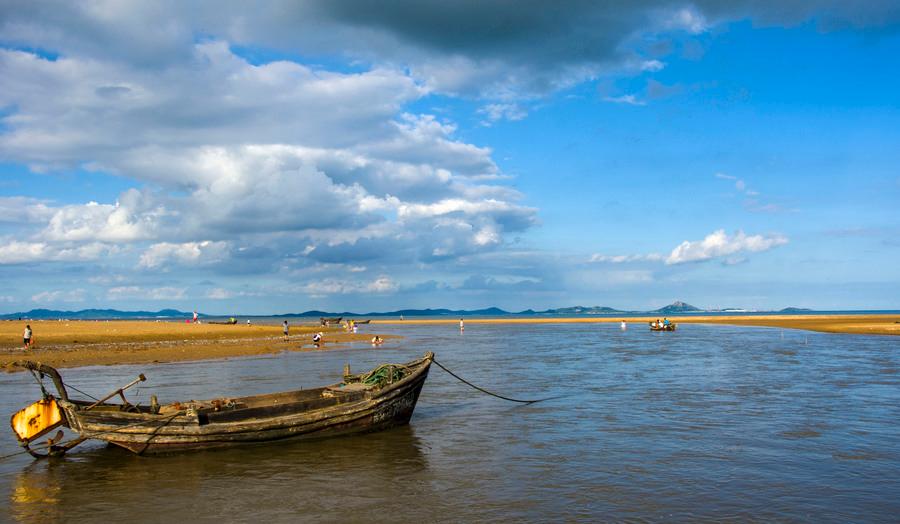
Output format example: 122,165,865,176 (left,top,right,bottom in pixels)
71,382,376,419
